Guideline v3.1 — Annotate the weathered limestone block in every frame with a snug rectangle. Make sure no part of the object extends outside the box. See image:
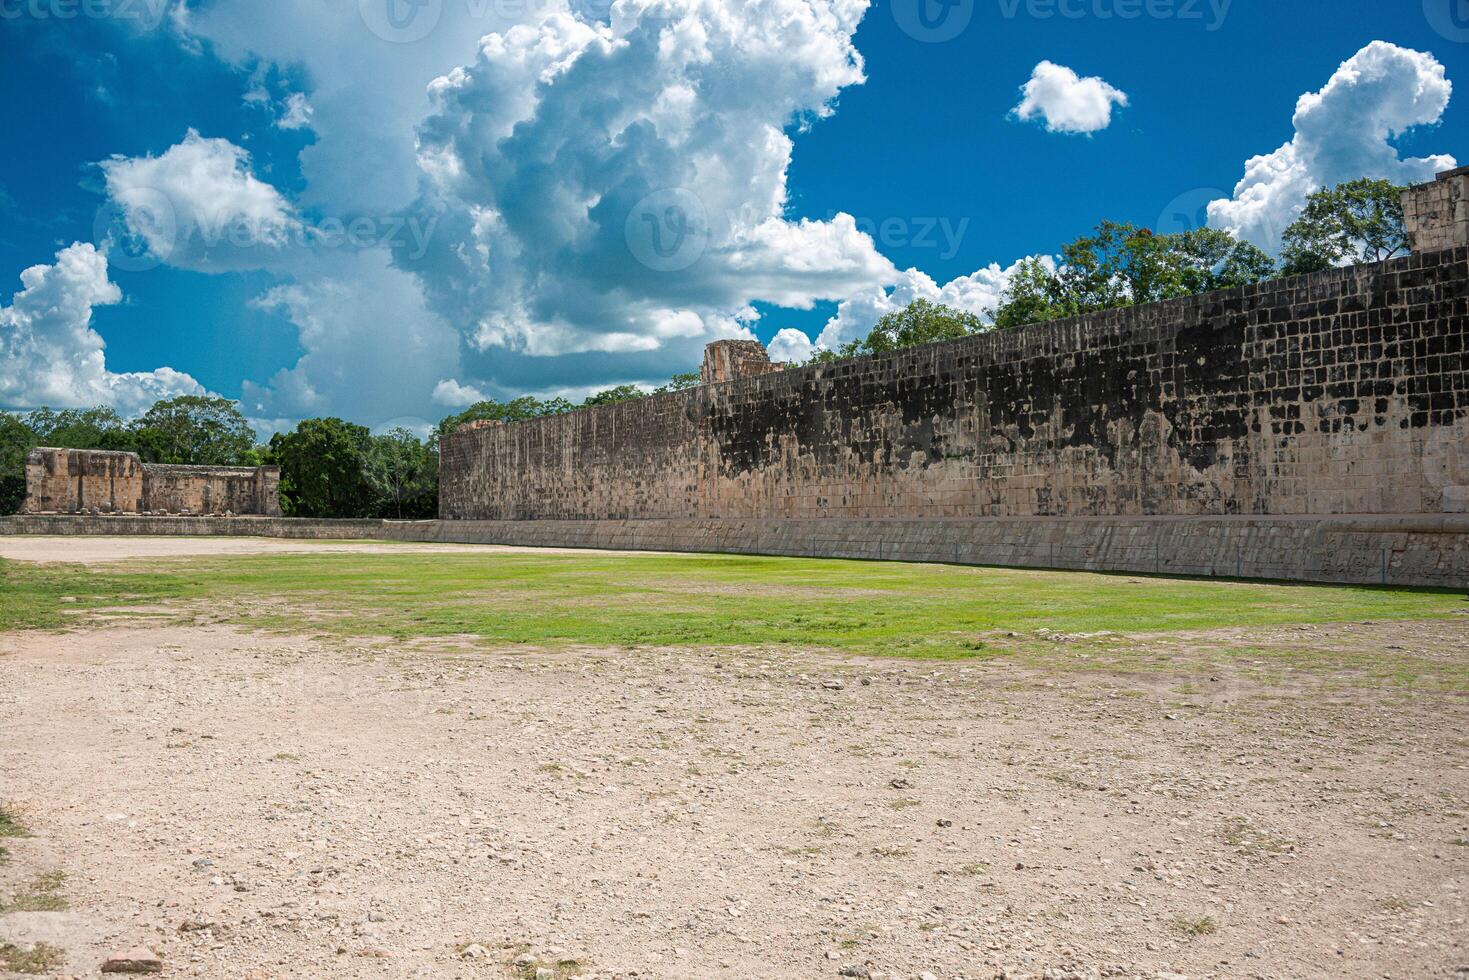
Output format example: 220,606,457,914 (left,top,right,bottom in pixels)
700,339,786,384
1403,166,1469,254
